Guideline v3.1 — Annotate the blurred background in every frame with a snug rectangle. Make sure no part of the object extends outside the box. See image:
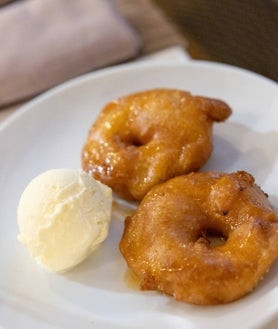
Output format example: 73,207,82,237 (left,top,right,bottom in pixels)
120,0,278,81
0,0,277,112
153,0,278,81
